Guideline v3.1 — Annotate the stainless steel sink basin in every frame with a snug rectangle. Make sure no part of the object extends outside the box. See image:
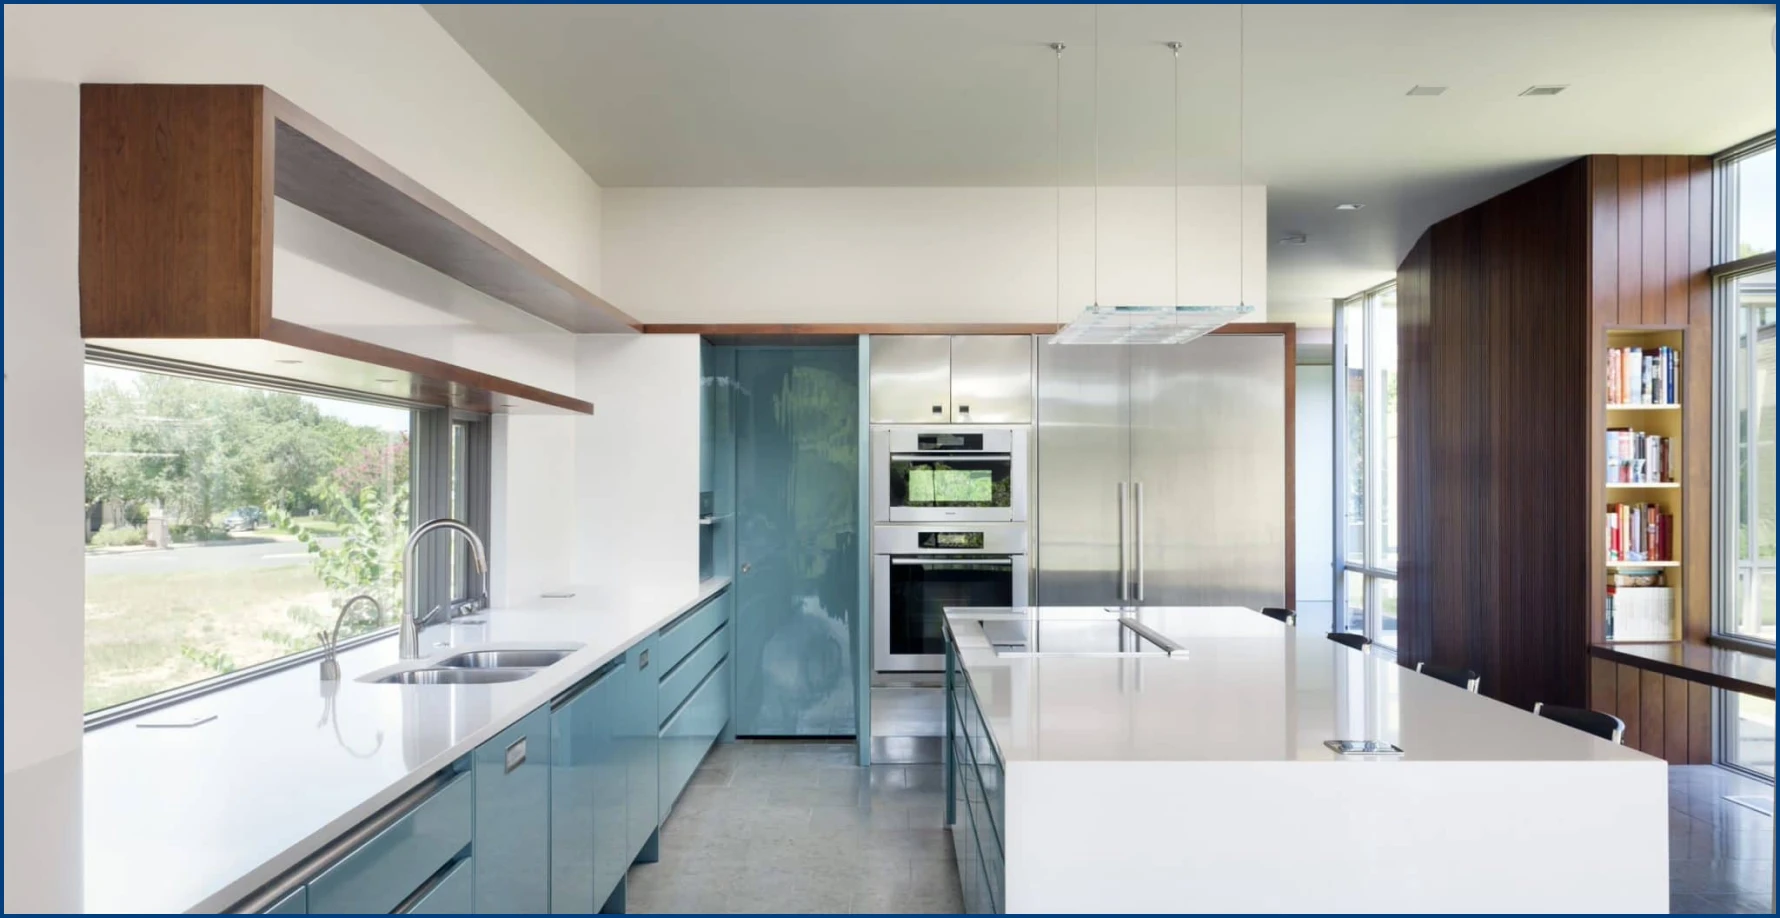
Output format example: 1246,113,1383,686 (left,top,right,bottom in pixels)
371,668,536,685
433,650,574,670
